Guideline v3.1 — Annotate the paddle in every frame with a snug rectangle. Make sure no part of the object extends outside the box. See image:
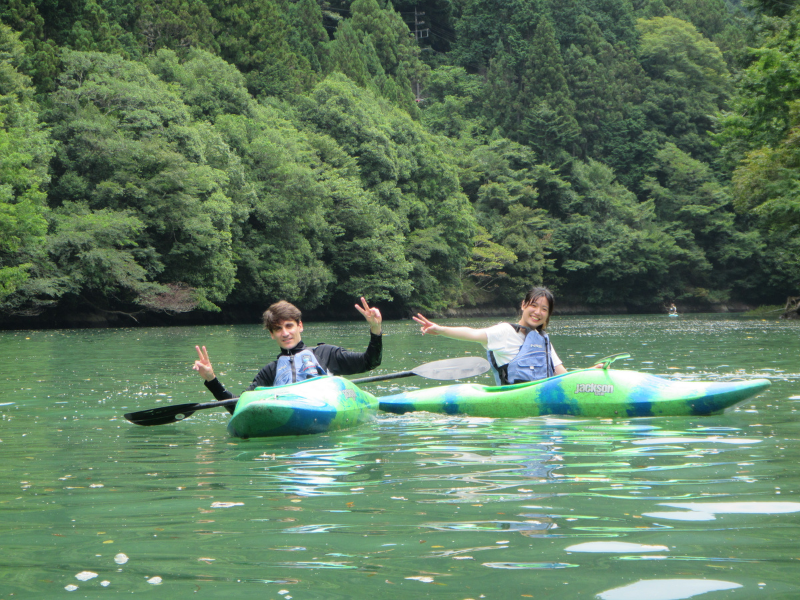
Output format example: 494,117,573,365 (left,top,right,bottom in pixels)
124,356,491,426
